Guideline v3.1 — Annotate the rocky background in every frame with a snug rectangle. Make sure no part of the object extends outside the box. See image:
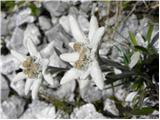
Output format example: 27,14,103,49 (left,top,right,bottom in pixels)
0,0,159,119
